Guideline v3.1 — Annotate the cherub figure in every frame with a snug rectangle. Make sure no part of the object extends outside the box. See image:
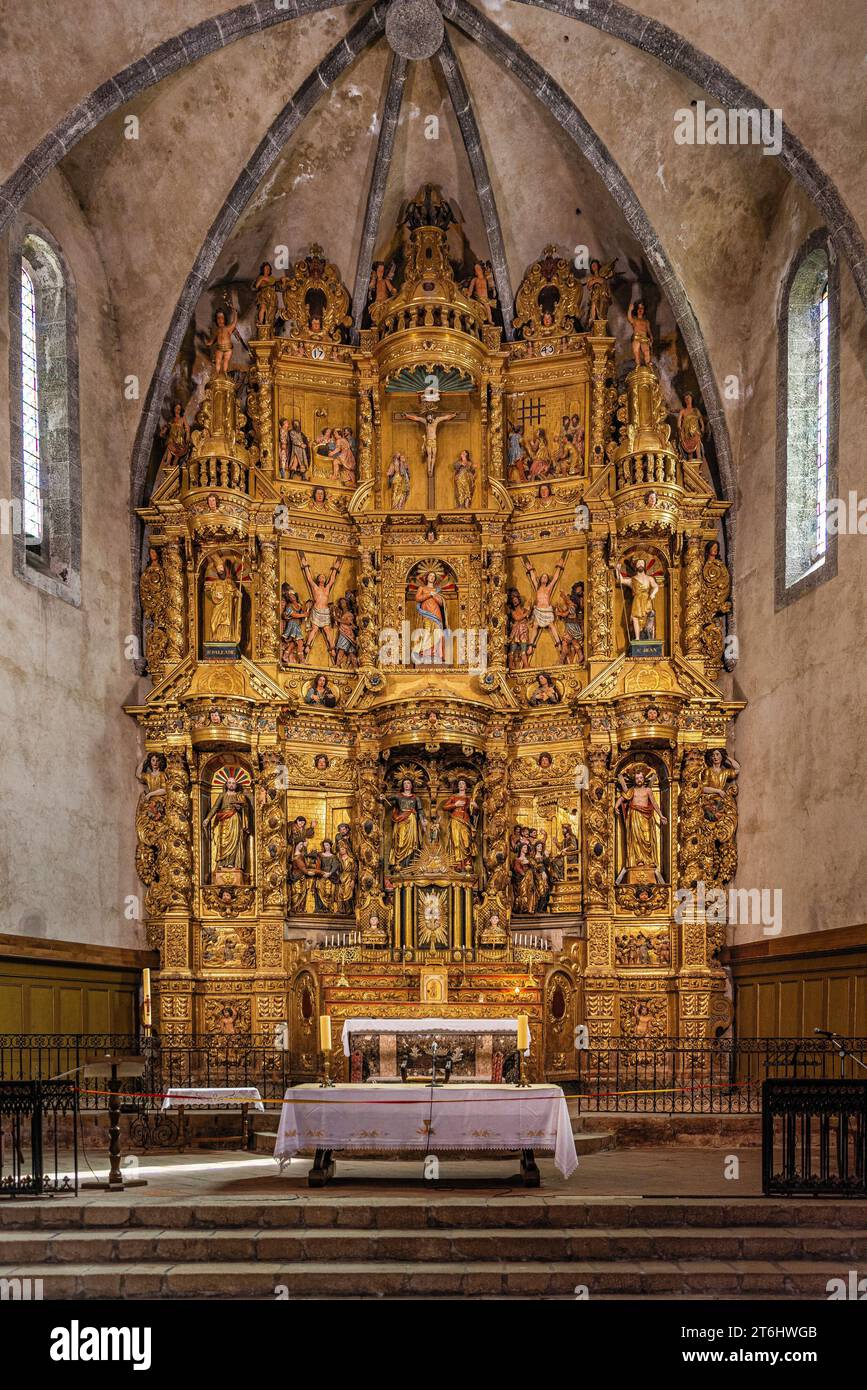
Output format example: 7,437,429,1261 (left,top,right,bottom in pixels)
204,296,238,375
627,299,653,367
369,260,396,305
